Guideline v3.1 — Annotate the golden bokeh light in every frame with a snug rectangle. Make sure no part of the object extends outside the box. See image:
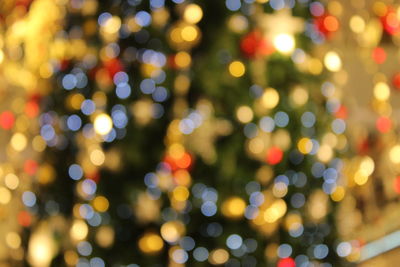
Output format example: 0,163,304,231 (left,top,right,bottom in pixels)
93,196,109,212
324,51,342,72
96,226,115,248
0,187,12,204
6,232,21,249
181,25,198,41
221,197,246,219
228,61,245,77
359,156,375,176
349,15,365,33
236,106,253,123
317,144,333,162
289,86,308,107
297,137,313,154
354,170,369,186
138,233,164,254
373,82,390,101
390,145,400,164
175,51,191,68
90,149,105,166
5,173,19,190
94,113,113,135
160,221,185,243
209,249,229,265
70,220,88,241
183,4,203,24
264,199,287,223
273,34,295,54
331,186,345,202
10,132,27,151
261,88,280,109
172,186,190,201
